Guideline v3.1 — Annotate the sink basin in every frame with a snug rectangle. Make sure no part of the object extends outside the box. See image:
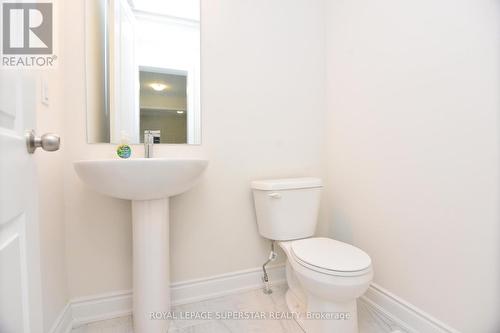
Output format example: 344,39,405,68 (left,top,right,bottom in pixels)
73,158,208,332
74,158,208,200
